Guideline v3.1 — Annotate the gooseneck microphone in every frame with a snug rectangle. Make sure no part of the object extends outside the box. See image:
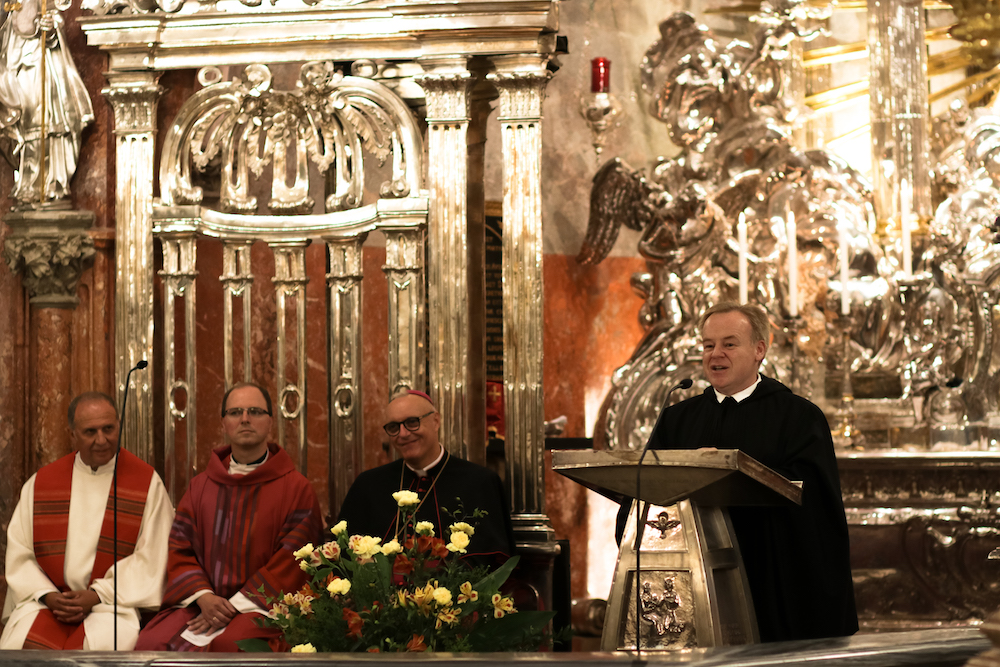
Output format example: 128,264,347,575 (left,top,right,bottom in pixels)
634,377,692,652
114,360,148,651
